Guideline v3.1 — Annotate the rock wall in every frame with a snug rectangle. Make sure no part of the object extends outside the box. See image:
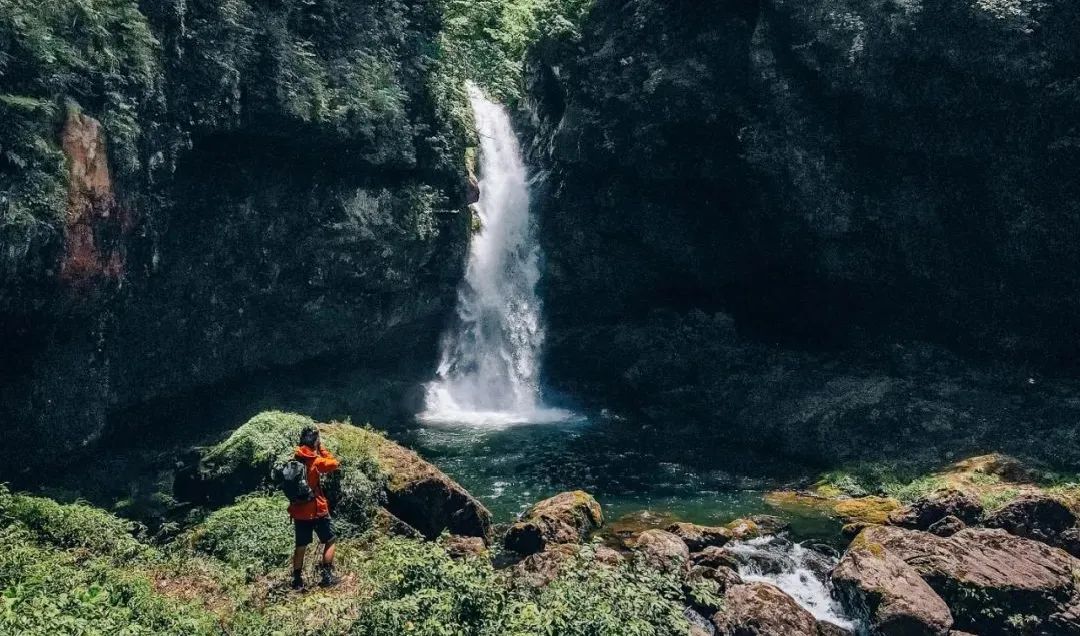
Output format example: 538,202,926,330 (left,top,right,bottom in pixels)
522,0,1080,462
0,0,472,458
